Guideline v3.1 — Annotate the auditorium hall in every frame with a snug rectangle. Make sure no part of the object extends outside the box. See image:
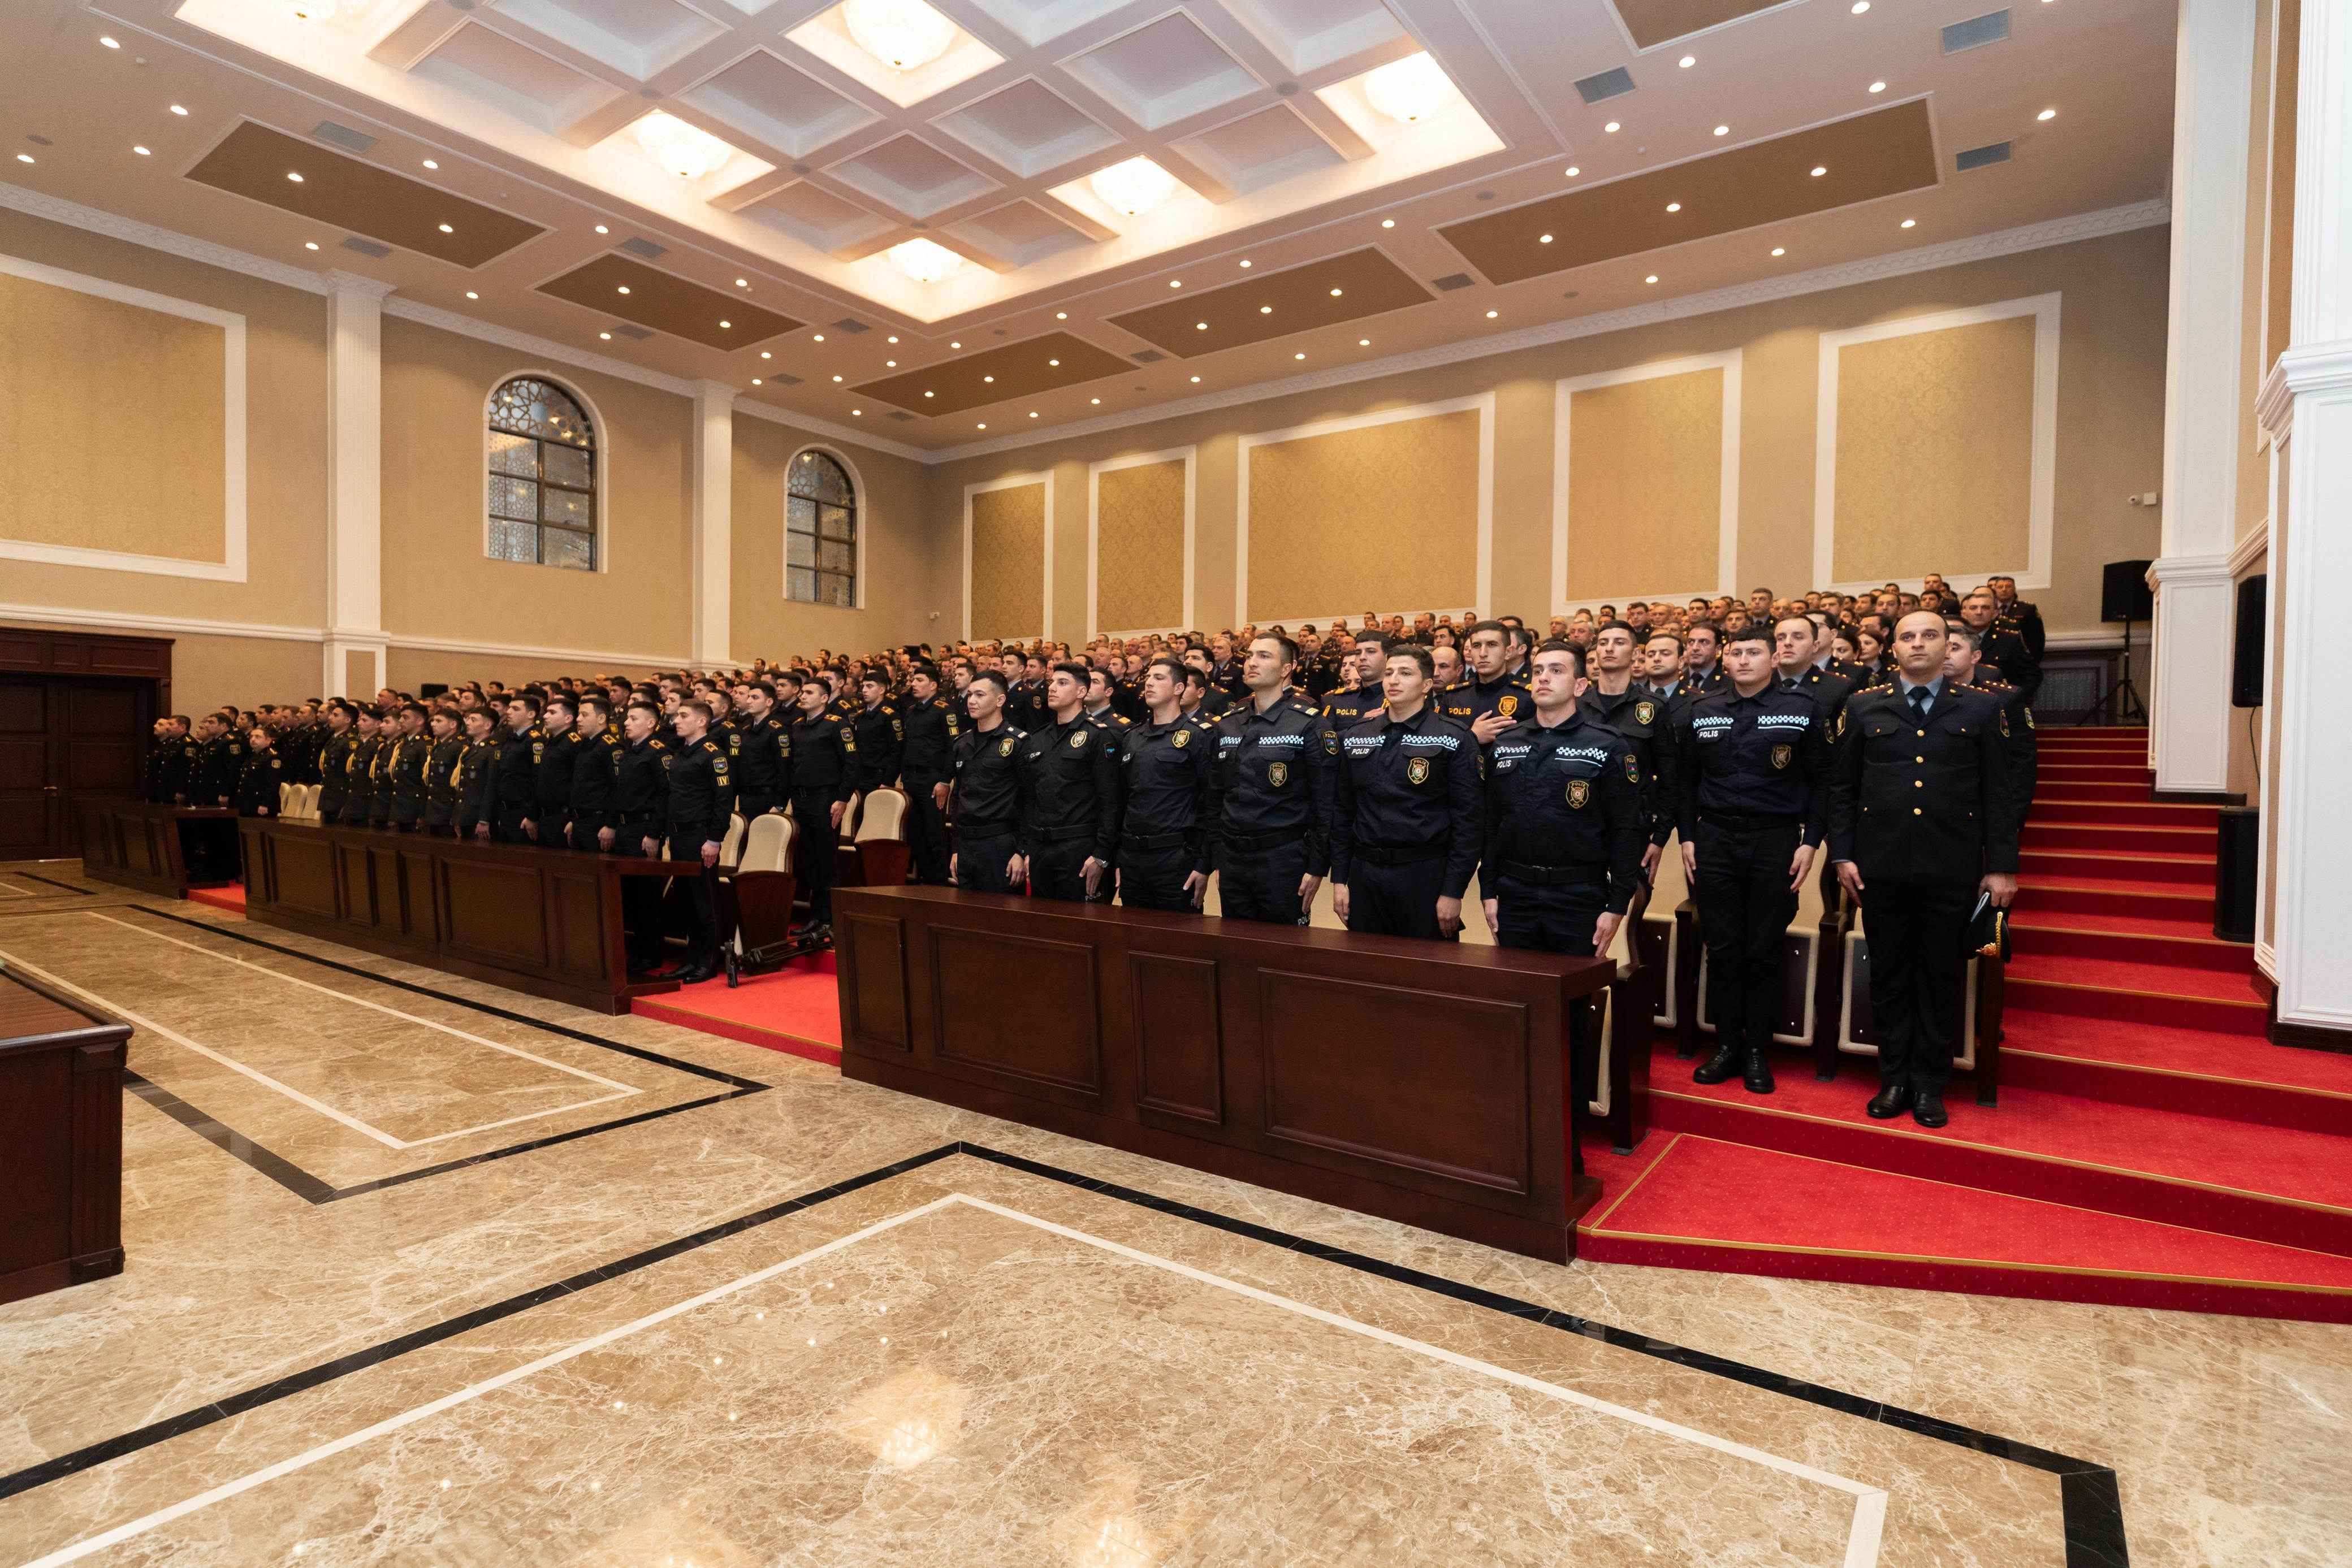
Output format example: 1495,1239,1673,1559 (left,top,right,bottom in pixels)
2,0,2347,1561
